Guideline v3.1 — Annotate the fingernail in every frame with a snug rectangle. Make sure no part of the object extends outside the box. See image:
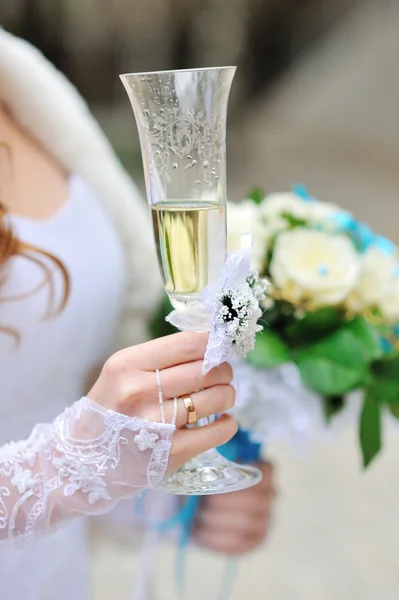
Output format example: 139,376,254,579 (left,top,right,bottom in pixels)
216,413,228,421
